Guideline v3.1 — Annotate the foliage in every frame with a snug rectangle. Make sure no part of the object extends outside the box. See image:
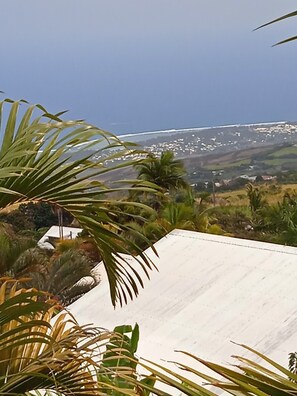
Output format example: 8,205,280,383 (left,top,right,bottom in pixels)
0,279,110,395
210,206,251,236
98,323,155,396
0,202,66,233
122,220,165,251
0,99,159,306
256,192,297,245
197,191,211,207
3,245,99,305
142,344,297,396
45,249,98,305
256,10,297,46
246,183,266,213
289,352,297,377
0,231,35,273
121,191,225,250
0,209,35,232
135,151,188,192
19,202,71,229
0,280,166,396
161,202,196,231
